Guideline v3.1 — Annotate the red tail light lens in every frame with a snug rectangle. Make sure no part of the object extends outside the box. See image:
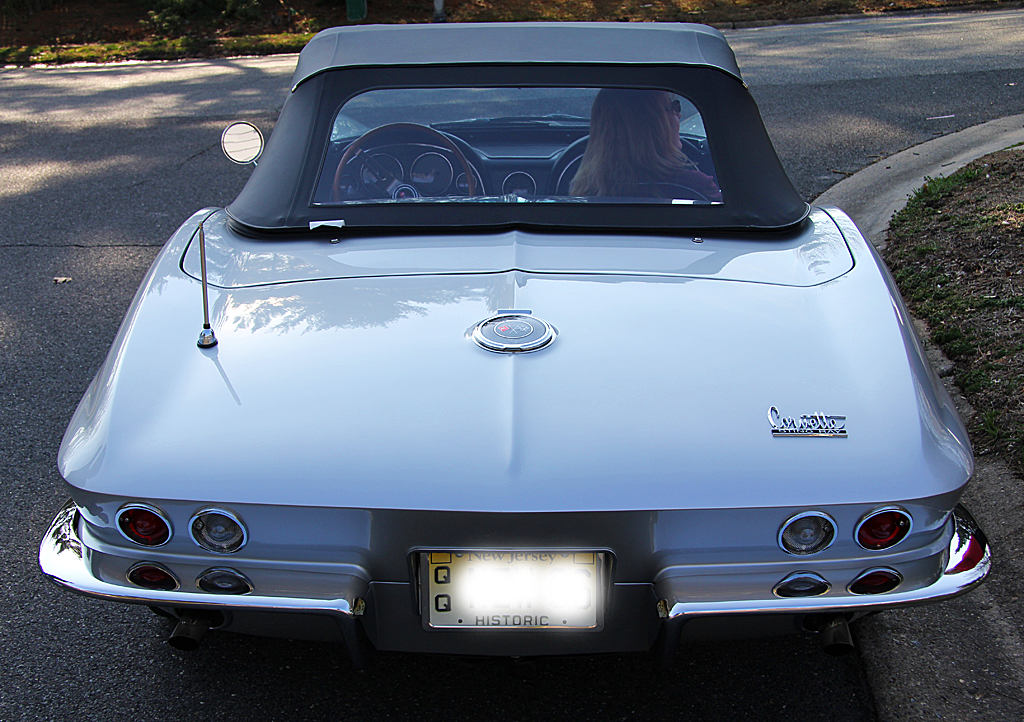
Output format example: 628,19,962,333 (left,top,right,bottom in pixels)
848,568,902,595
856,508,911,550
117,505,171,546
127,563,178,591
